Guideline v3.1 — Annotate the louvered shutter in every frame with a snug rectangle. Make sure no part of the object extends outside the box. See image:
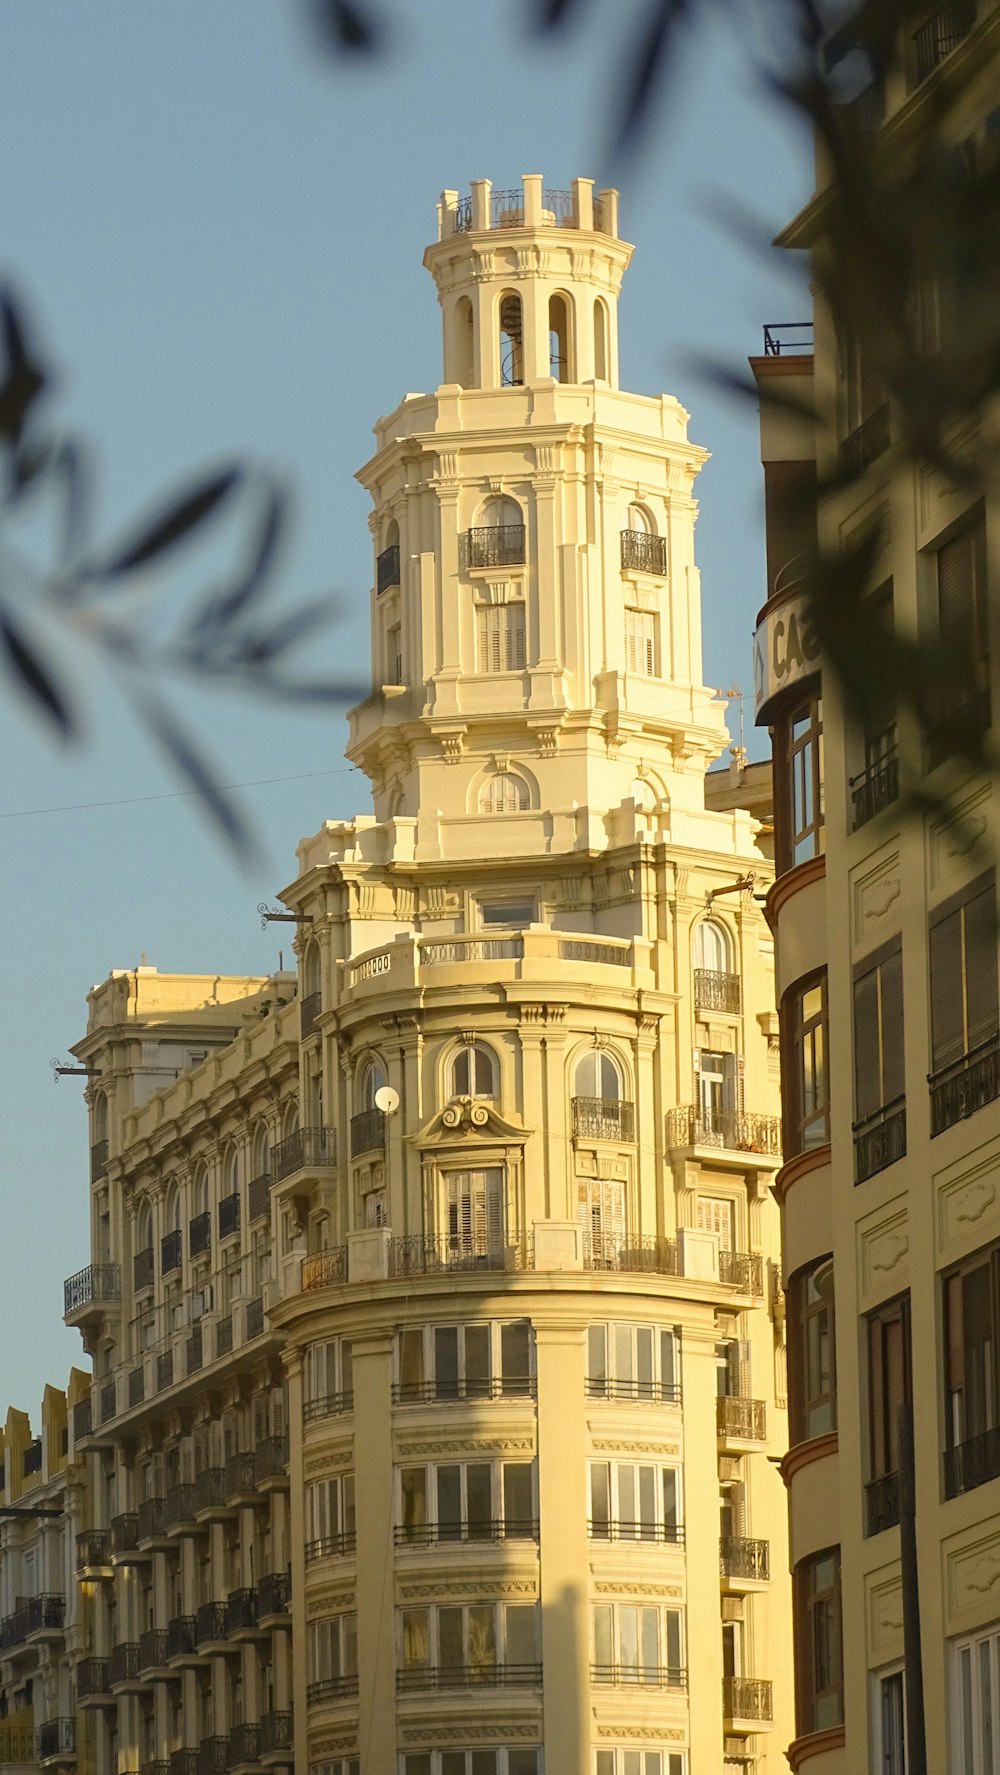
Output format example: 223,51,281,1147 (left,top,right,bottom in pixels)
853,965,881,1121
964,879,998,1052
930,905,965,1071
478,606,503,674
507,602,526,670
